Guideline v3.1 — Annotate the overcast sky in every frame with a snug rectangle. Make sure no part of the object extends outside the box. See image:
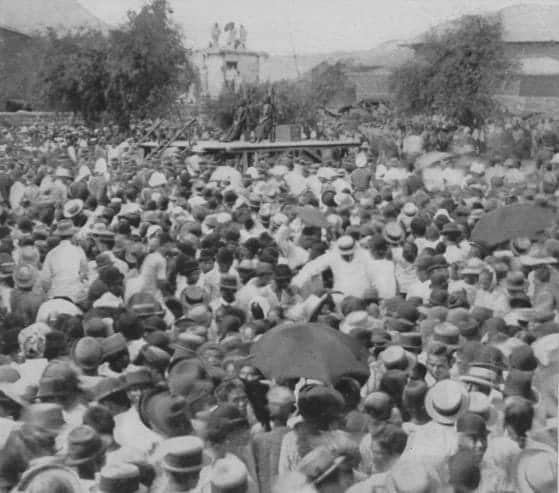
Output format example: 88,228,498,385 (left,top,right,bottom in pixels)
79,0,559,55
